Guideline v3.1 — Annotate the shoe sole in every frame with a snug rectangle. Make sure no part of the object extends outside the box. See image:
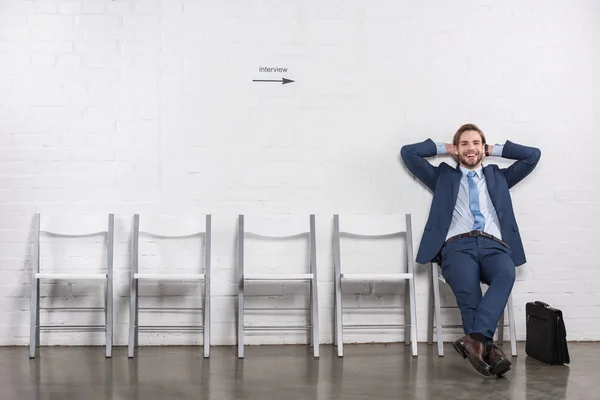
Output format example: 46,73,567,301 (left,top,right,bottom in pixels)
452,341,467,359
491,359,512,377
452,341,492,377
